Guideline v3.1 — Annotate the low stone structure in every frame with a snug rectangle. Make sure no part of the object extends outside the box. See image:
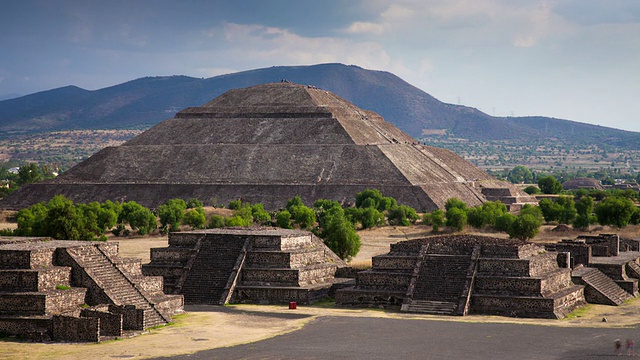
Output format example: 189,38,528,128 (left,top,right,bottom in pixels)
142,228,351,305
0,237,183,342
335,235,586,319
550,234,640,304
